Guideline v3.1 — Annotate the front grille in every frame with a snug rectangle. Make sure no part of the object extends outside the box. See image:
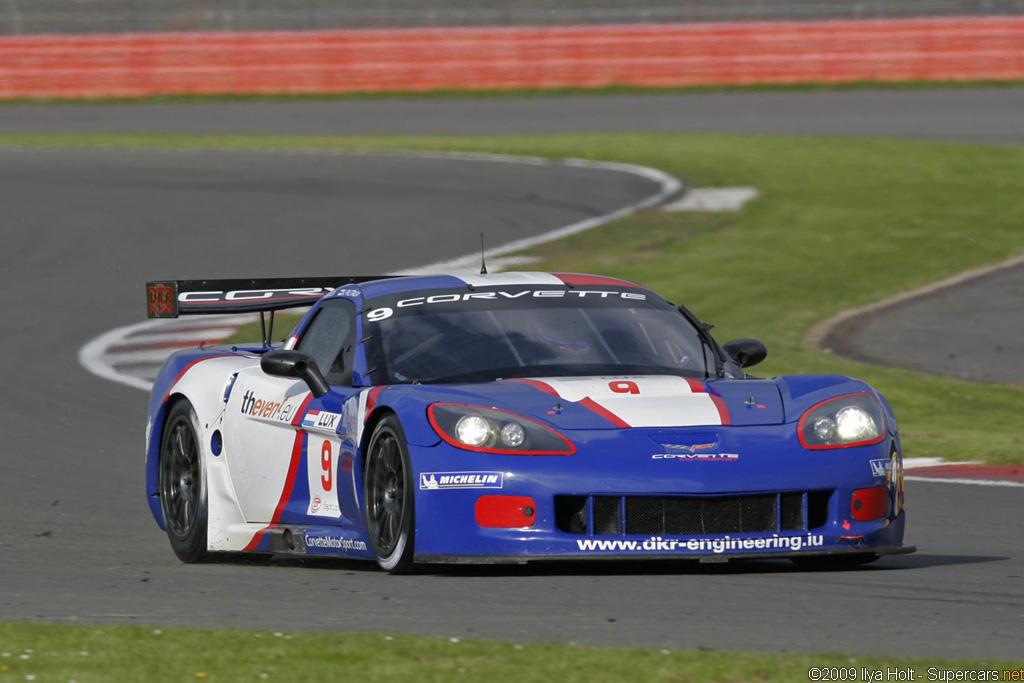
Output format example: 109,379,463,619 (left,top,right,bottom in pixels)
556,491,832,536
625,495,777,534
